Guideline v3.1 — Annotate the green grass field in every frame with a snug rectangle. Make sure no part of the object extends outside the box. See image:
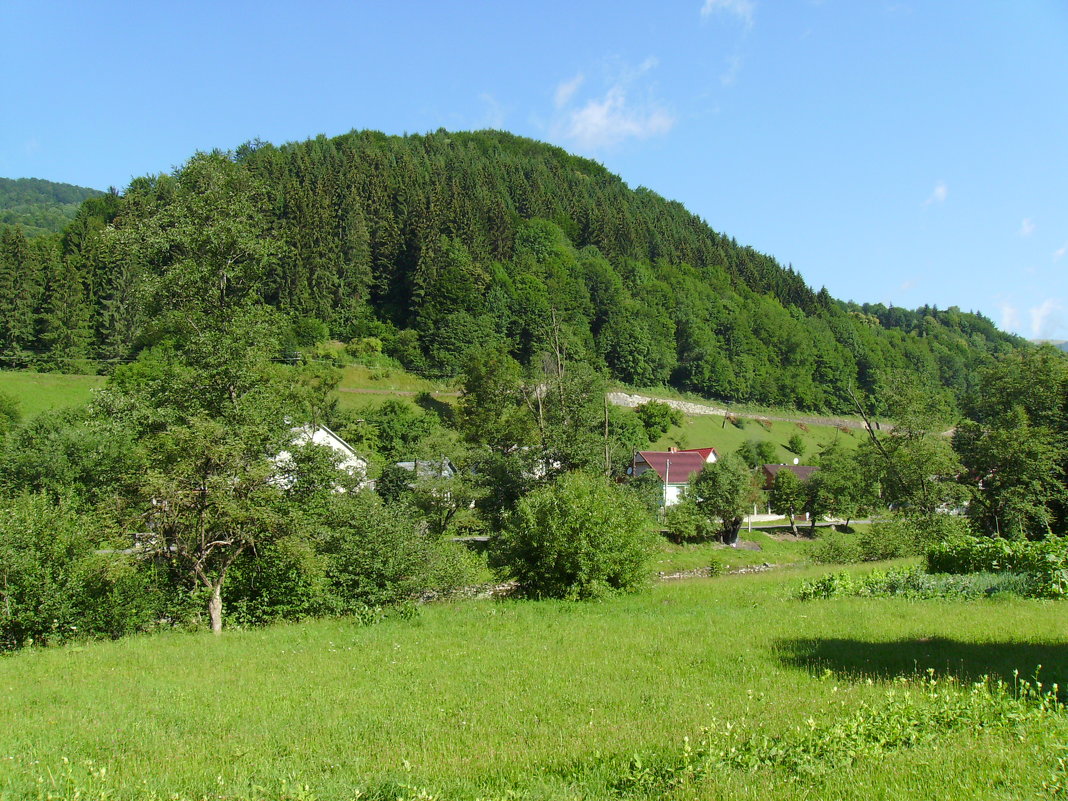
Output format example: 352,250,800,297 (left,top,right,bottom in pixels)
652,411,860,463
1,566,1064,800
0,370,105,418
